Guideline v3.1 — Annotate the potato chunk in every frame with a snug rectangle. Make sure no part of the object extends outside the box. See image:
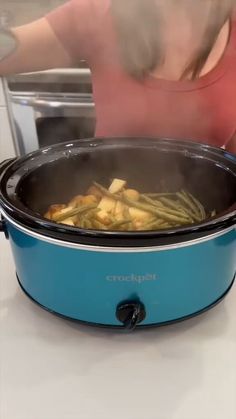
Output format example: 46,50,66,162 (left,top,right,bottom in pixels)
128,207,152,222
122,189,140,201
114,201,128,221
44,204,66,220
80,195,98,206
86,185,103,200
62,218,75,226
96,210,111,225
108,179,127,194
68,195,84,208
98,196,116,212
